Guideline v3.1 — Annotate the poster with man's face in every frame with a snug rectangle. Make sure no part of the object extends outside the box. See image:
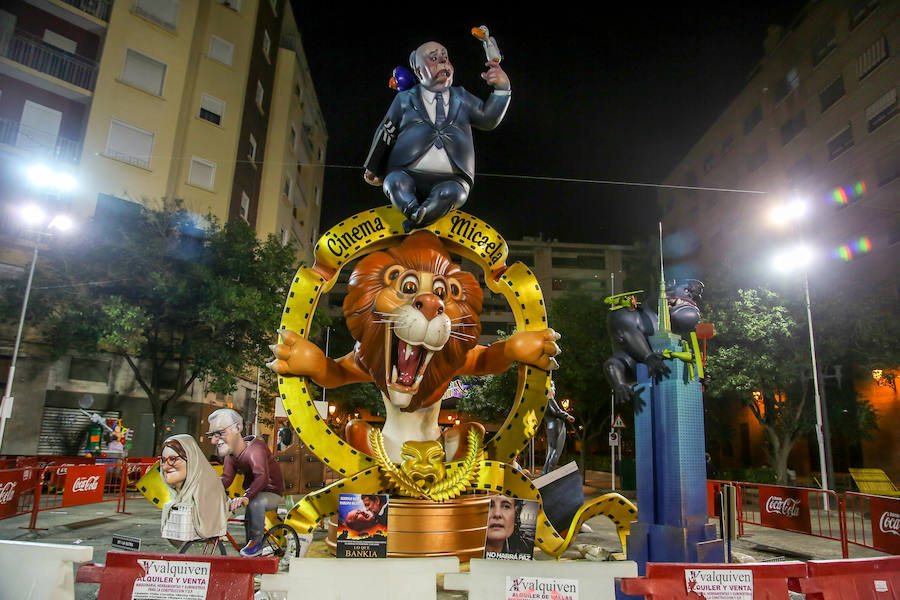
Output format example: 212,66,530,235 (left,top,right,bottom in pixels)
336,493,389,558
483,495,538,560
